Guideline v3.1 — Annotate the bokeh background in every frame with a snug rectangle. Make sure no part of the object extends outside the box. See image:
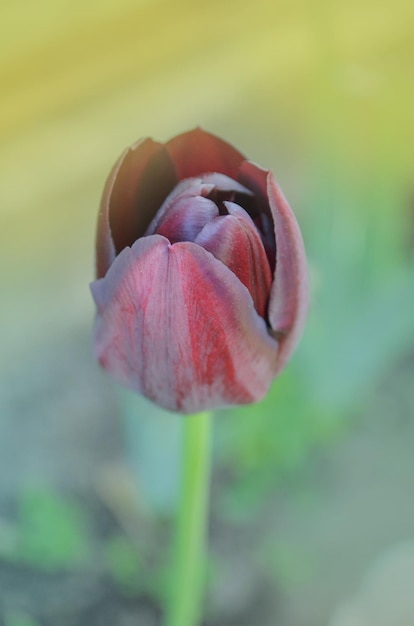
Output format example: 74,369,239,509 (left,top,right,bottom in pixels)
1,0,414,624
